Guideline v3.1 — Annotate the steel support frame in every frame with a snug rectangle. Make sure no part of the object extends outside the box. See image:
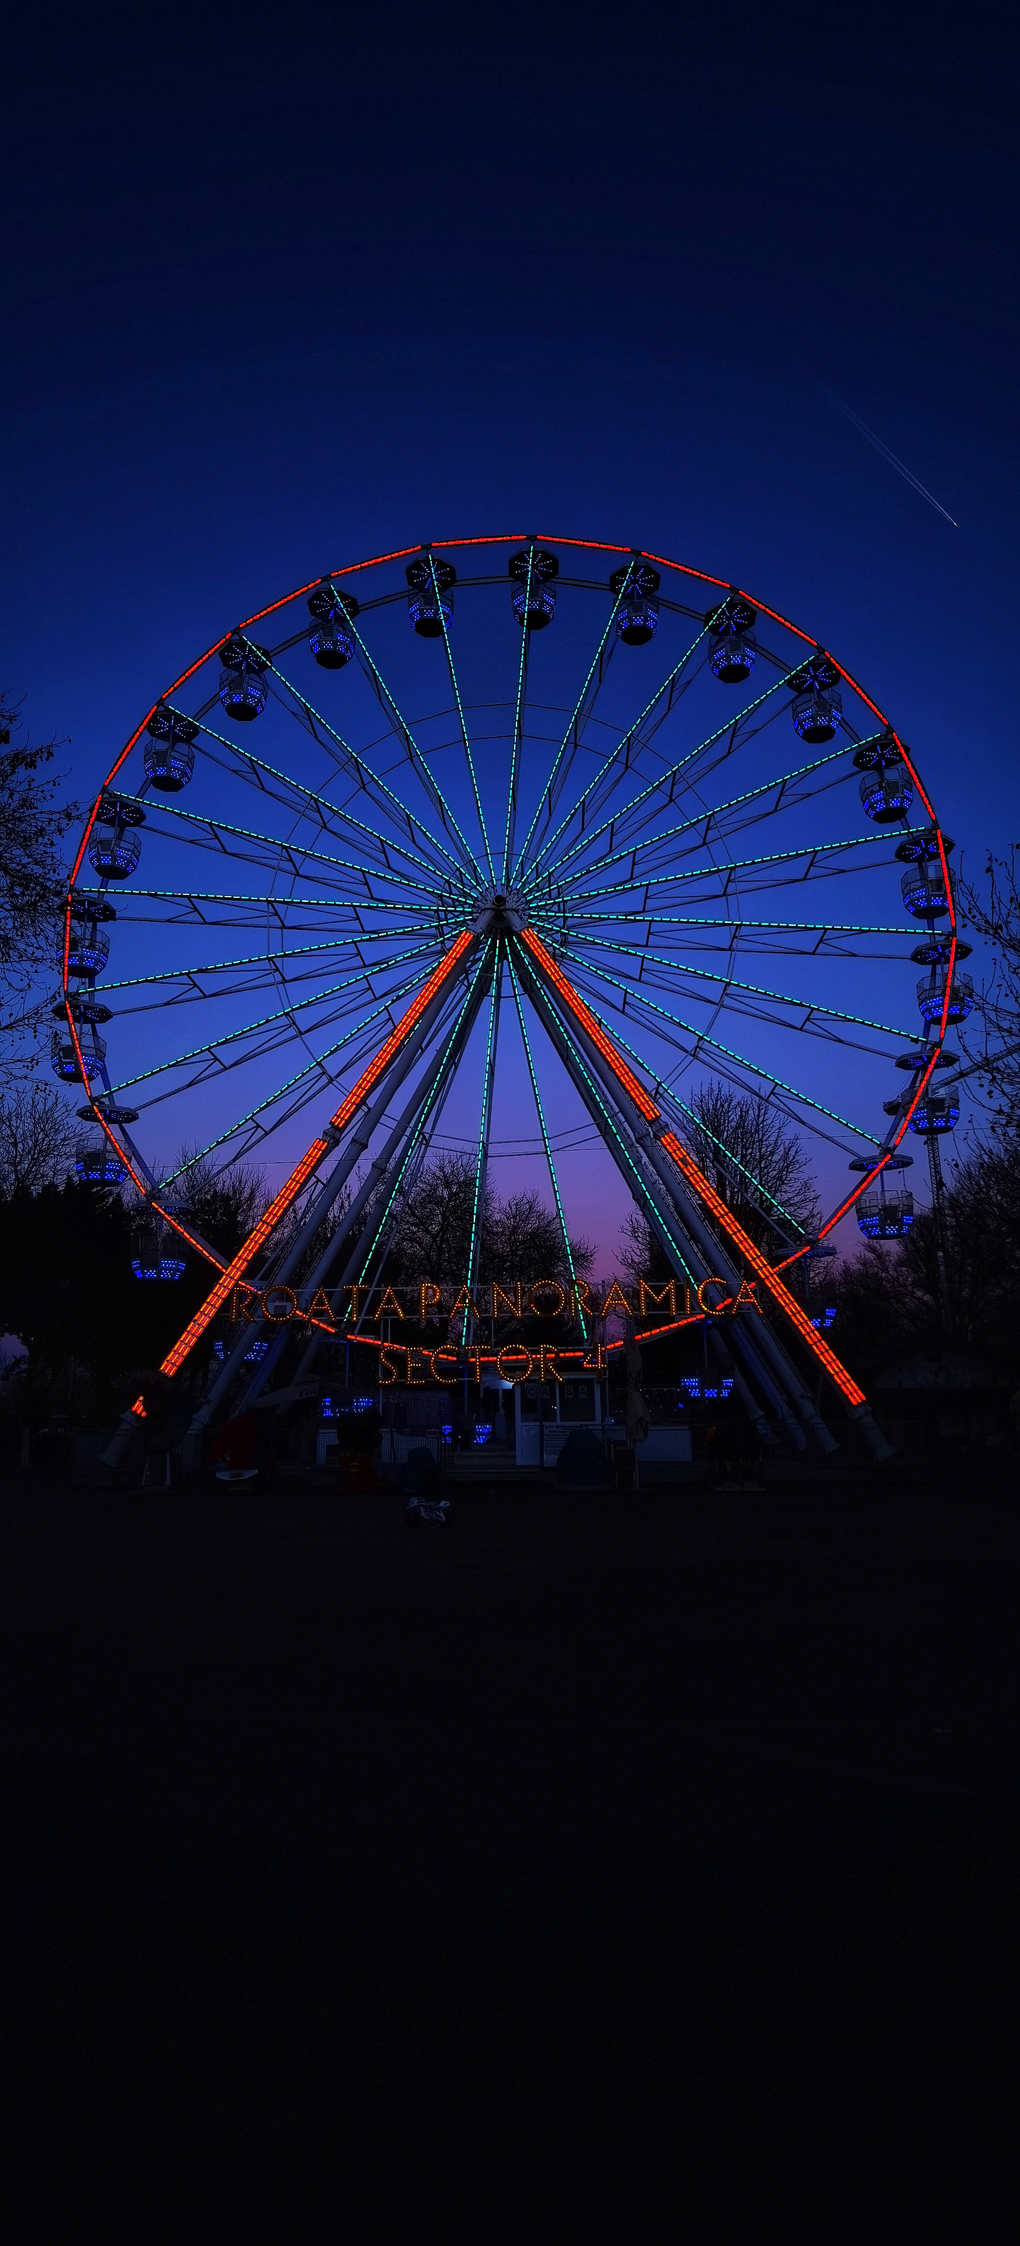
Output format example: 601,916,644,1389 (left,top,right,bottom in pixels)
514,950,806,1450
518,932,893,1463
530,973,840,1454
191,965,475,1427
157,929,477,1387
230,955,492,1411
